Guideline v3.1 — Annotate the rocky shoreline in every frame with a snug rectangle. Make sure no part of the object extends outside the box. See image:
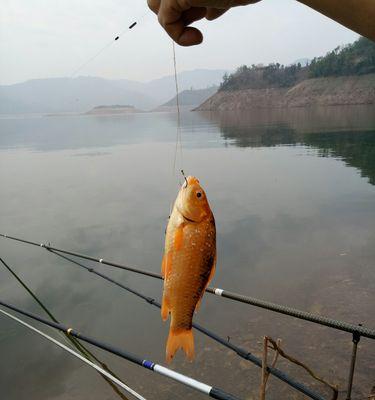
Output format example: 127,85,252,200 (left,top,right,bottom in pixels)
196,74,375,111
